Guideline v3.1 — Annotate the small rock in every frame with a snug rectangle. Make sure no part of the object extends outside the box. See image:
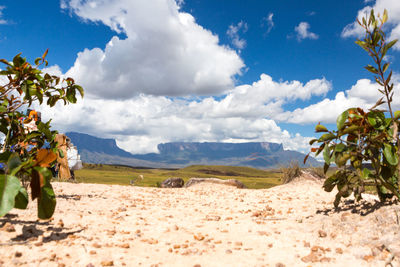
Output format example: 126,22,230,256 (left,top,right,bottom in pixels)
275,263,286,267
101,260,114,266
161,178,184,188
93,243,102,248
15,251,22,257
194,234,205,241
119,243,130,248
335,248,343,254
86,264,95,267
225,249,232,254
318,230,327,238
363,255,375,262
57,219,64,228
1,222,16,232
